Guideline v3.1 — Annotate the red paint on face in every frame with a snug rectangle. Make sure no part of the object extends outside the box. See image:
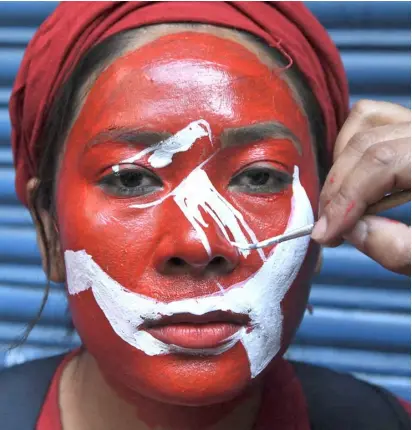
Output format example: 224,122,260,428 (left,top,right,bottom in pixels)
56,33,319,407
